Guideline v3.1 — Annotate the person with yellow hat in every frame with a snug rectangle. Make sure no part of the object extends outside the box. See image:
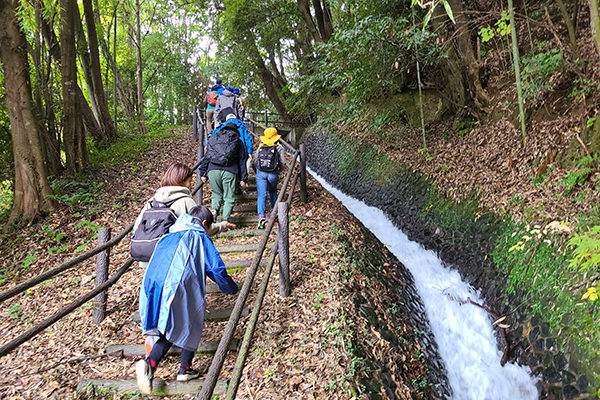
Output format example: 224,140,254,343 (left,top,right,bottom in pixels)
253,127,286,228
